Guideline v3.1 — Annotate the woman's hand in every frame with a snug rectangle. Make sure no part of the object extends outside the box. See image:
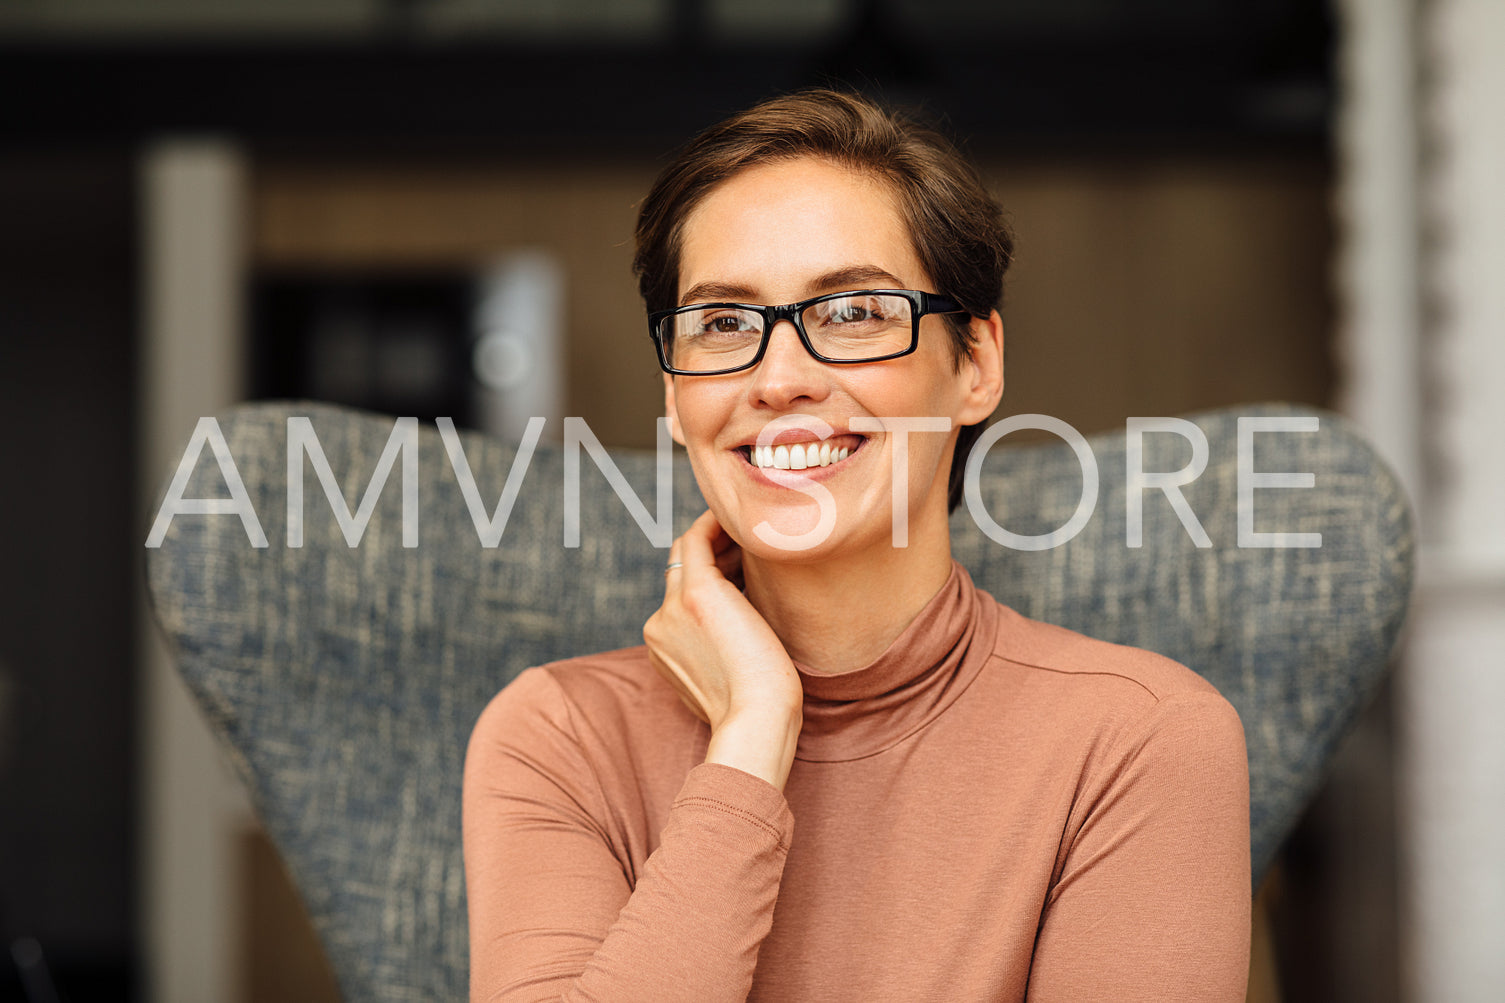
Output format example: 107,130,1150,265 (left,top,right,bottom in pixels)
644,509,804,790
